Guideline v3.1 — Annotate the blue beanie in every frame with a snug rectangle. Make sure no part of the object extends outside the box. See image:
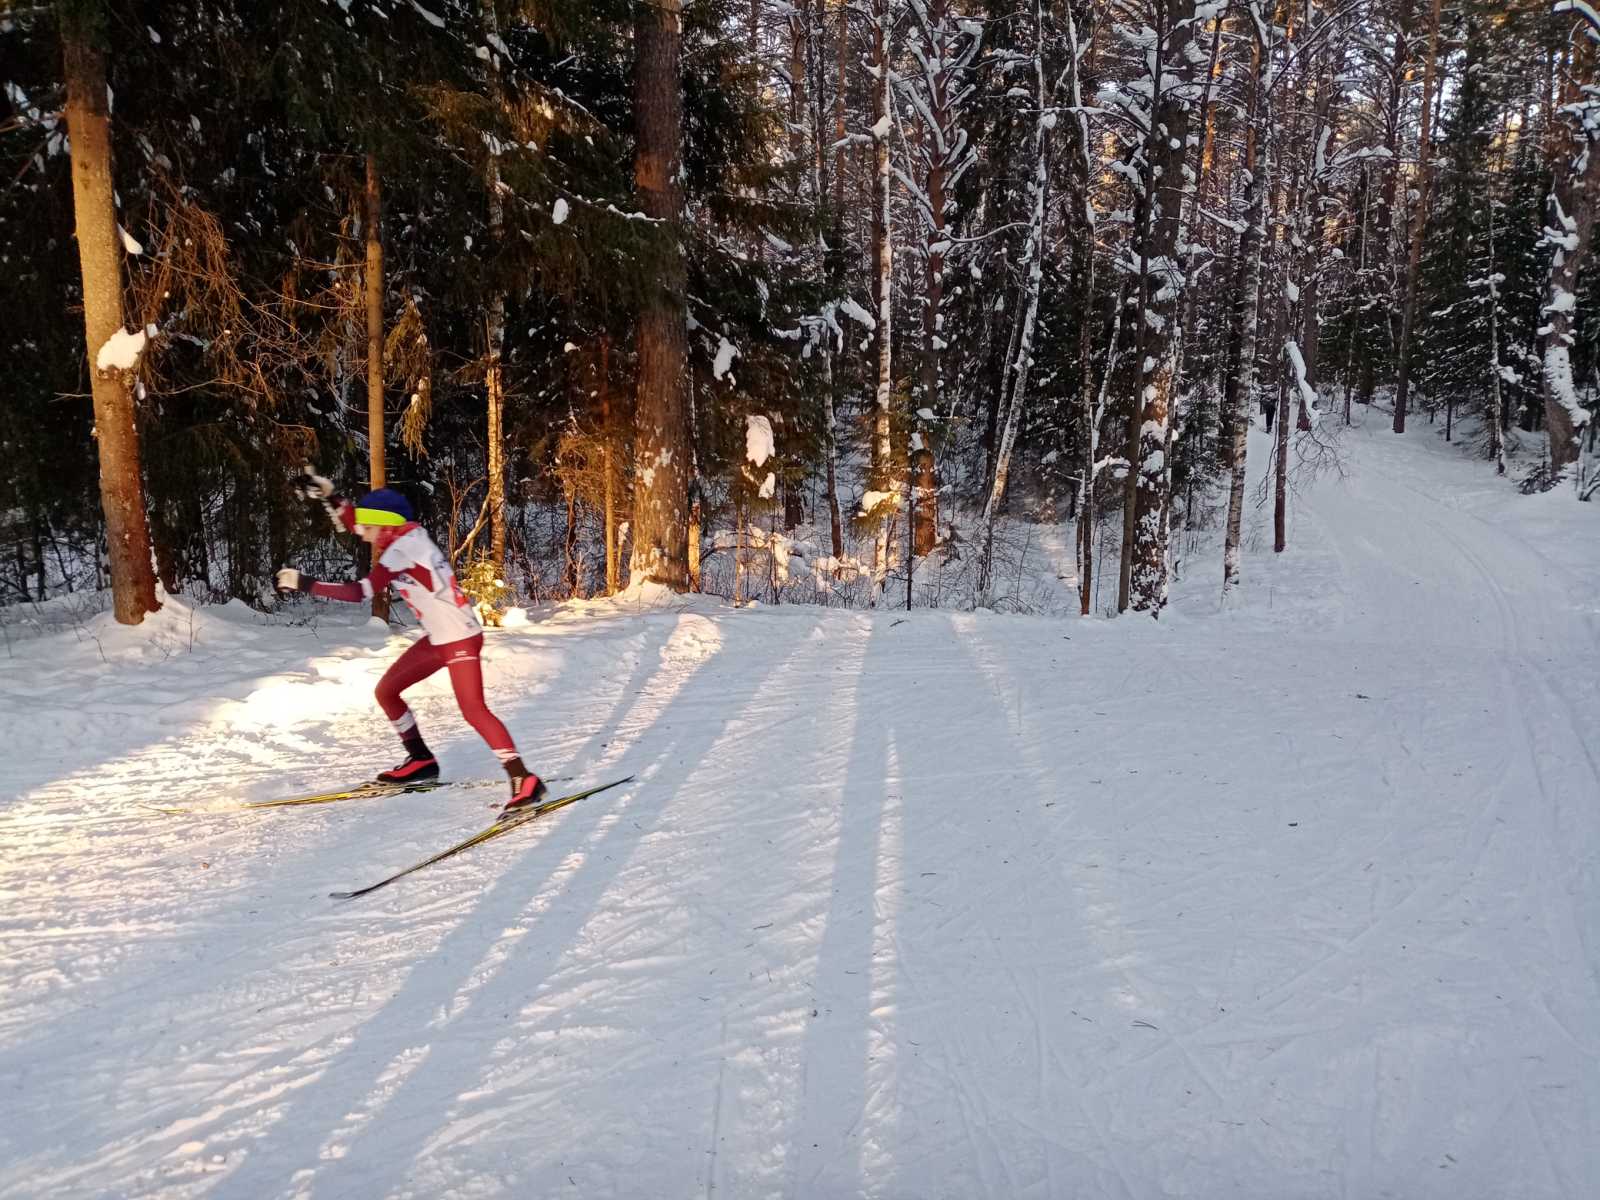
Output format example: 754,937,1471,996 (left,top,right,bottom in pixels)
353,488,416,526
